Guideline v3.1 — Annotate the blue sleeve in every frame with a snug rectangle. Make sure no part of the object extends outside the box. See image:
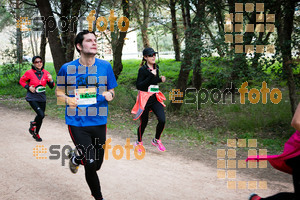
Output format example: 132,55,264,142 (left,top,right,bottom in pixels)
107,64,118,90
56,65,67,87
98,94,106,102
